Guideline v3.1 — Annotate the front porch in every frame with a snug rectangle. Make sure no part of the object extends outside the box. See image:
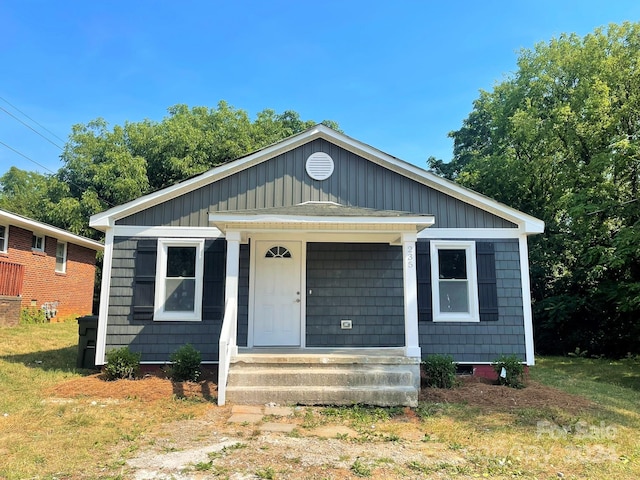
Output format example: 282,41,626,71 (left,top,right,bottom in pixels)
225,348,421,406
212,202,434,406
